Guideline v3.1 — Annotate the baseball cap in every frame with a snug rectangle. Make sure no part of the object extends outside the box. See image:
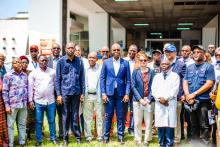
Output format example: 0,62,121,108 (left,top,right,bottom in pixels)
164,44,176,52
30,45,39,51
192,45,205,51
152,49,162,54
